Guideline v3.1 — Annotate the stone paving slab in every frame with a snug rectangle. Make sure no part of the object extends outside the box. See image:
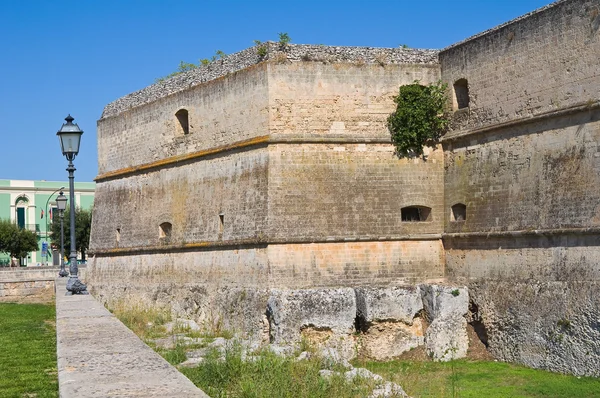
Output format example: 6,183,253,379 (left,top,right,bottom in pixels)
55,278,209,397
